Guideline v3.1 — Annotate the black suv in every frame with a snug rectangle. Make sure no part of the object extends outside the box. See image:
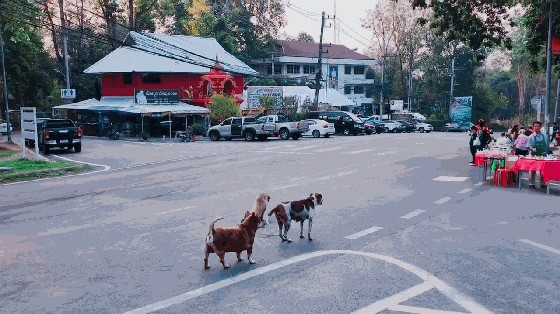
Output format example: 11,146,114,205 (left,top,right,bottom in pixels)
395,120,415,133
307,111,365,135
